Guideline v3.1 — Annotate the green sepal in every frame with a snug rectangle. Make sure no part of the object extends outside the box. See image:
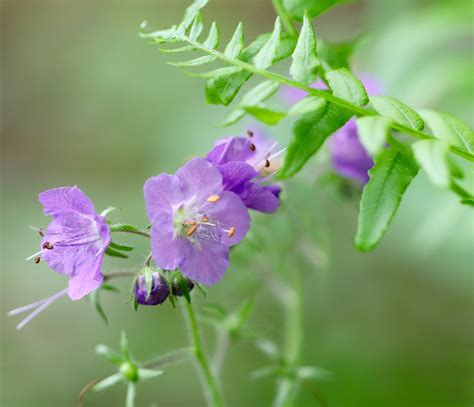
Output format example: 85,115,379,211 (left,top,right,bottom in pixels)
109,223,140,233
109,241,134,252
90,289,108,325
95,344,123,366
93,373,122,392
105,247,128,259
